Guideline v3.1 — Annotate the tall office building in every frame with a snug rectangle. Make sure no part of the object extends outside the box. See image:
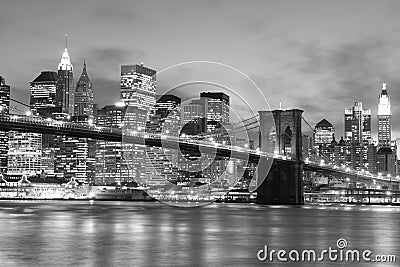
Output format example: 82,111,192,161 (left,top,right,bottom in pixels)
120,64,156,111
120,64,156,183
314,119,334,147
200,92,230,132
182,100,204,123
344,102,371,145
0,77,10,174
7,74,44,176
377,82,392,147
95,104,128,185
29,72,59,175
343,102,372,170
199,92,231,185
146,95,181,186
313,119,335,161
377,147,396,175
30,71,59,116
54,133,96,183
56,35,74,115
74,60,94,120
7,132,42,176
